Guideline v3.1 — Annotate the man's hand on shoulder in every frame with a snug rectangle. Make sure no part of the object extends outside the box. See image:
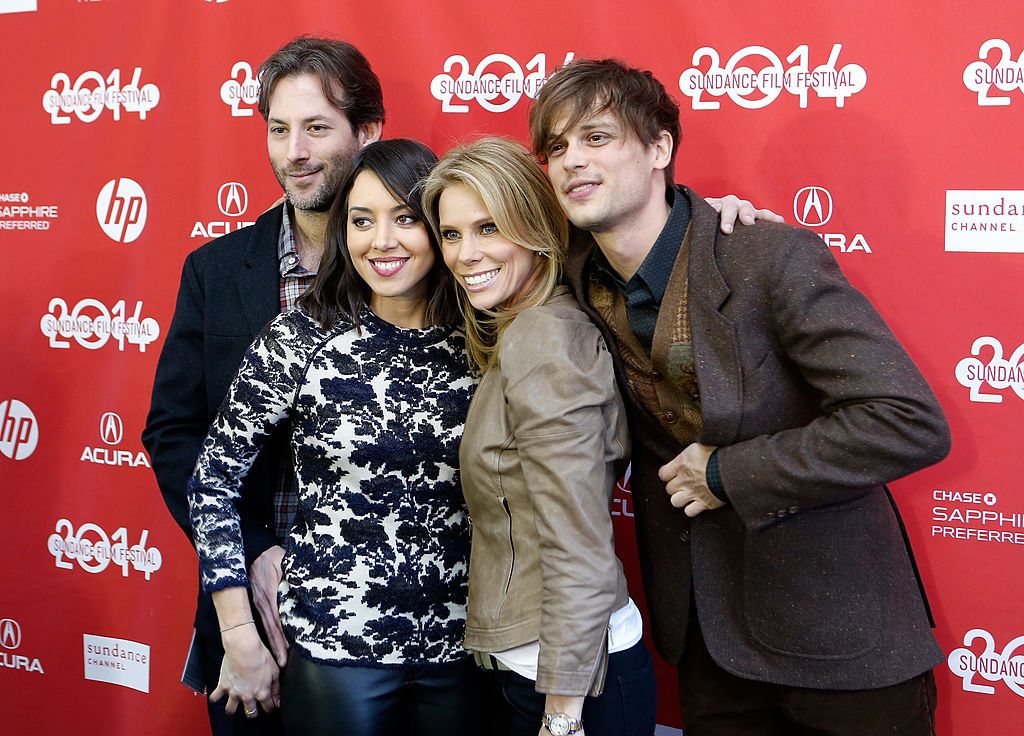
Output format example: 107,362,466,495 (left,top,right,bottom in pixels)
706,194,784,234
249,545,288,667
659,442,725,518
